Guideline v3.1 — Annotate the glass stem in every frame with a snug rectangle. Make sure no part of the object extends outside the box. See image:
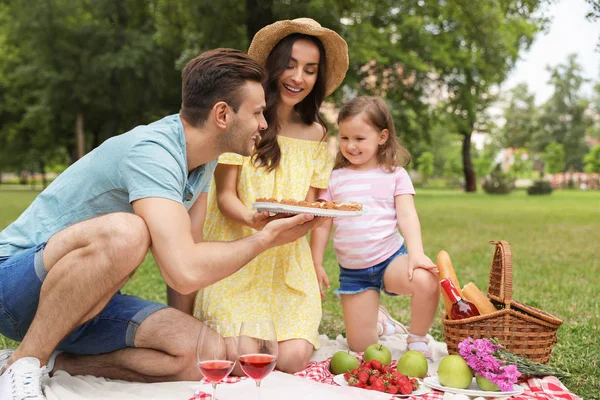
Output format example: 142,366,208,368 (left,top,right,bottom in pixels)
256,380,261,400
212,382,217,400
